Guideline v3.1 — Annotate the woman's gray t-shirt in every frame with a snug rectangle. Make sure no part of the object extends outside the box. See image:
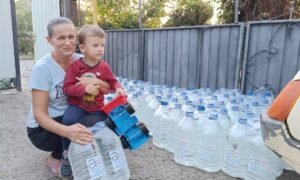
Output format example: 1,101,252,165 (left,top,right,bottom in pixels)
27,53,82,128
